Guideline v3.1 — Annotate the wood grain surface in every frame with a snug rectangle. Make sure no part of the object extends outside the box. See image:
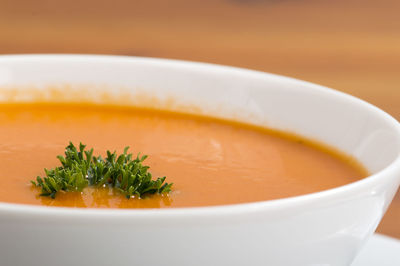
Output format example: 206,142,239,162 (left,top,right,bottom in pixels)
0,0,399,237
